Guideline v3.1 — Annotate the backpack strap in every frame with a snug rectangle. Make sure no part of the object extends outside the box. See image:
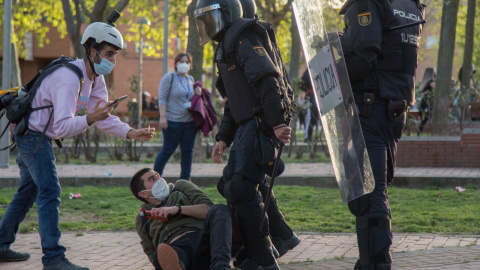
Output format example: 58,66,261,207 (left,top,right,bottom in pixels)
0,119,13,151
32,107,55,154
